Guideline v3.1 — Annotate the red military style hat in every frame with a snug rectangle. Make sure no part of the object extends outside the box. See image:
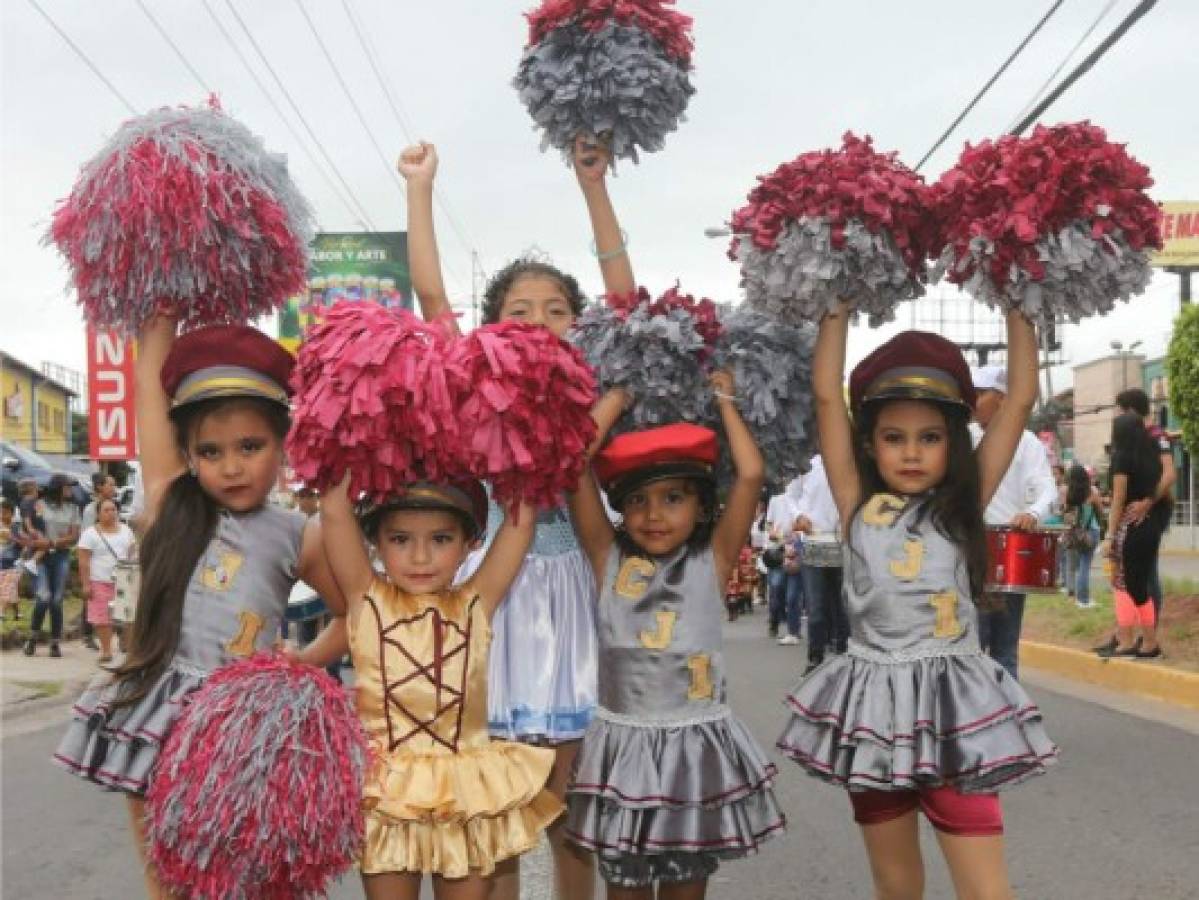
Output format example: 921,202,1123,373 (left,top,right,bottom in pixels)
848,330,975,412
595,423,719,508
160,325,296,413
